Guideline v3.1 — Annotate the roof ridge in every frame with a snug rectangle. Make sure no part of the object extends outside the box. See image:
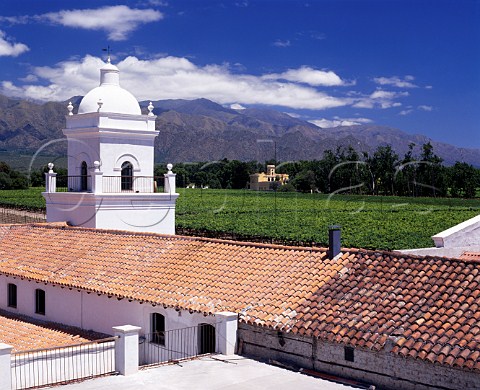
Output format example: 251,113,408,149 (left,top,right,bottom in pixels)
4,222,479,264
19,222,334,252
